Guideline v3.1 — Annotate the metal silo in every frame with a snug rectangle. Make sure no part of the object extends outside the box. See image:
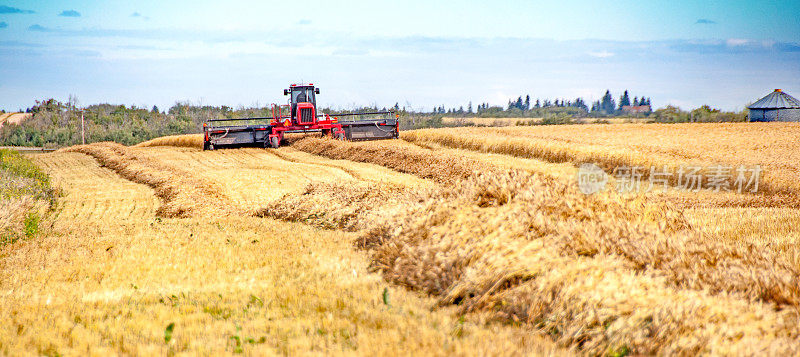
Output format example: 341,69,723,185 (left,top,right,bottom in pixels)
748,89,800,122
